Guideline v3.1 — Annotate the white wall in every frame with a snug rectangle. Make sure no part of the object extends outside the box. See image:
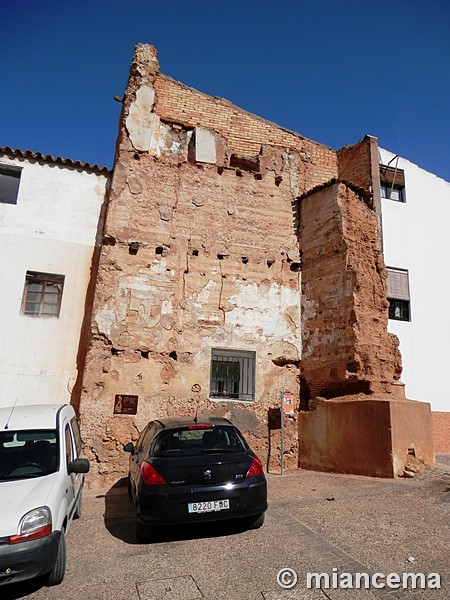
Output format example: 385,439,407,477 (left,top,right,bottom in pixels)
380,148,450,412
0,155,109,407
